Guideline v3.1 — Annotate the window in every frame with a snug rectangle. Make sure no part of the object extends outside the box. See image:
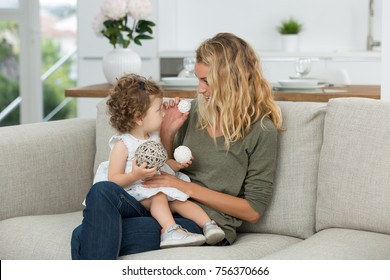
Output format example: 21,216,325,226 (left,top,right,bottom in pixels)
0,0,19,9
0,0,77,126
40,0,77,122
0,3,22,126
